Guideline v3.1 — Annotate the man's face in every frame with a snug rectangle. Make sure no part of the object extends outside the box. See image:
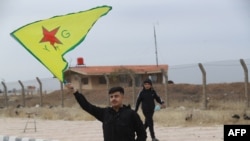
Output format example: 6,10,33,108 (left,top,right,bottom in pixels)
143,83,152,89
109,91,124,109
